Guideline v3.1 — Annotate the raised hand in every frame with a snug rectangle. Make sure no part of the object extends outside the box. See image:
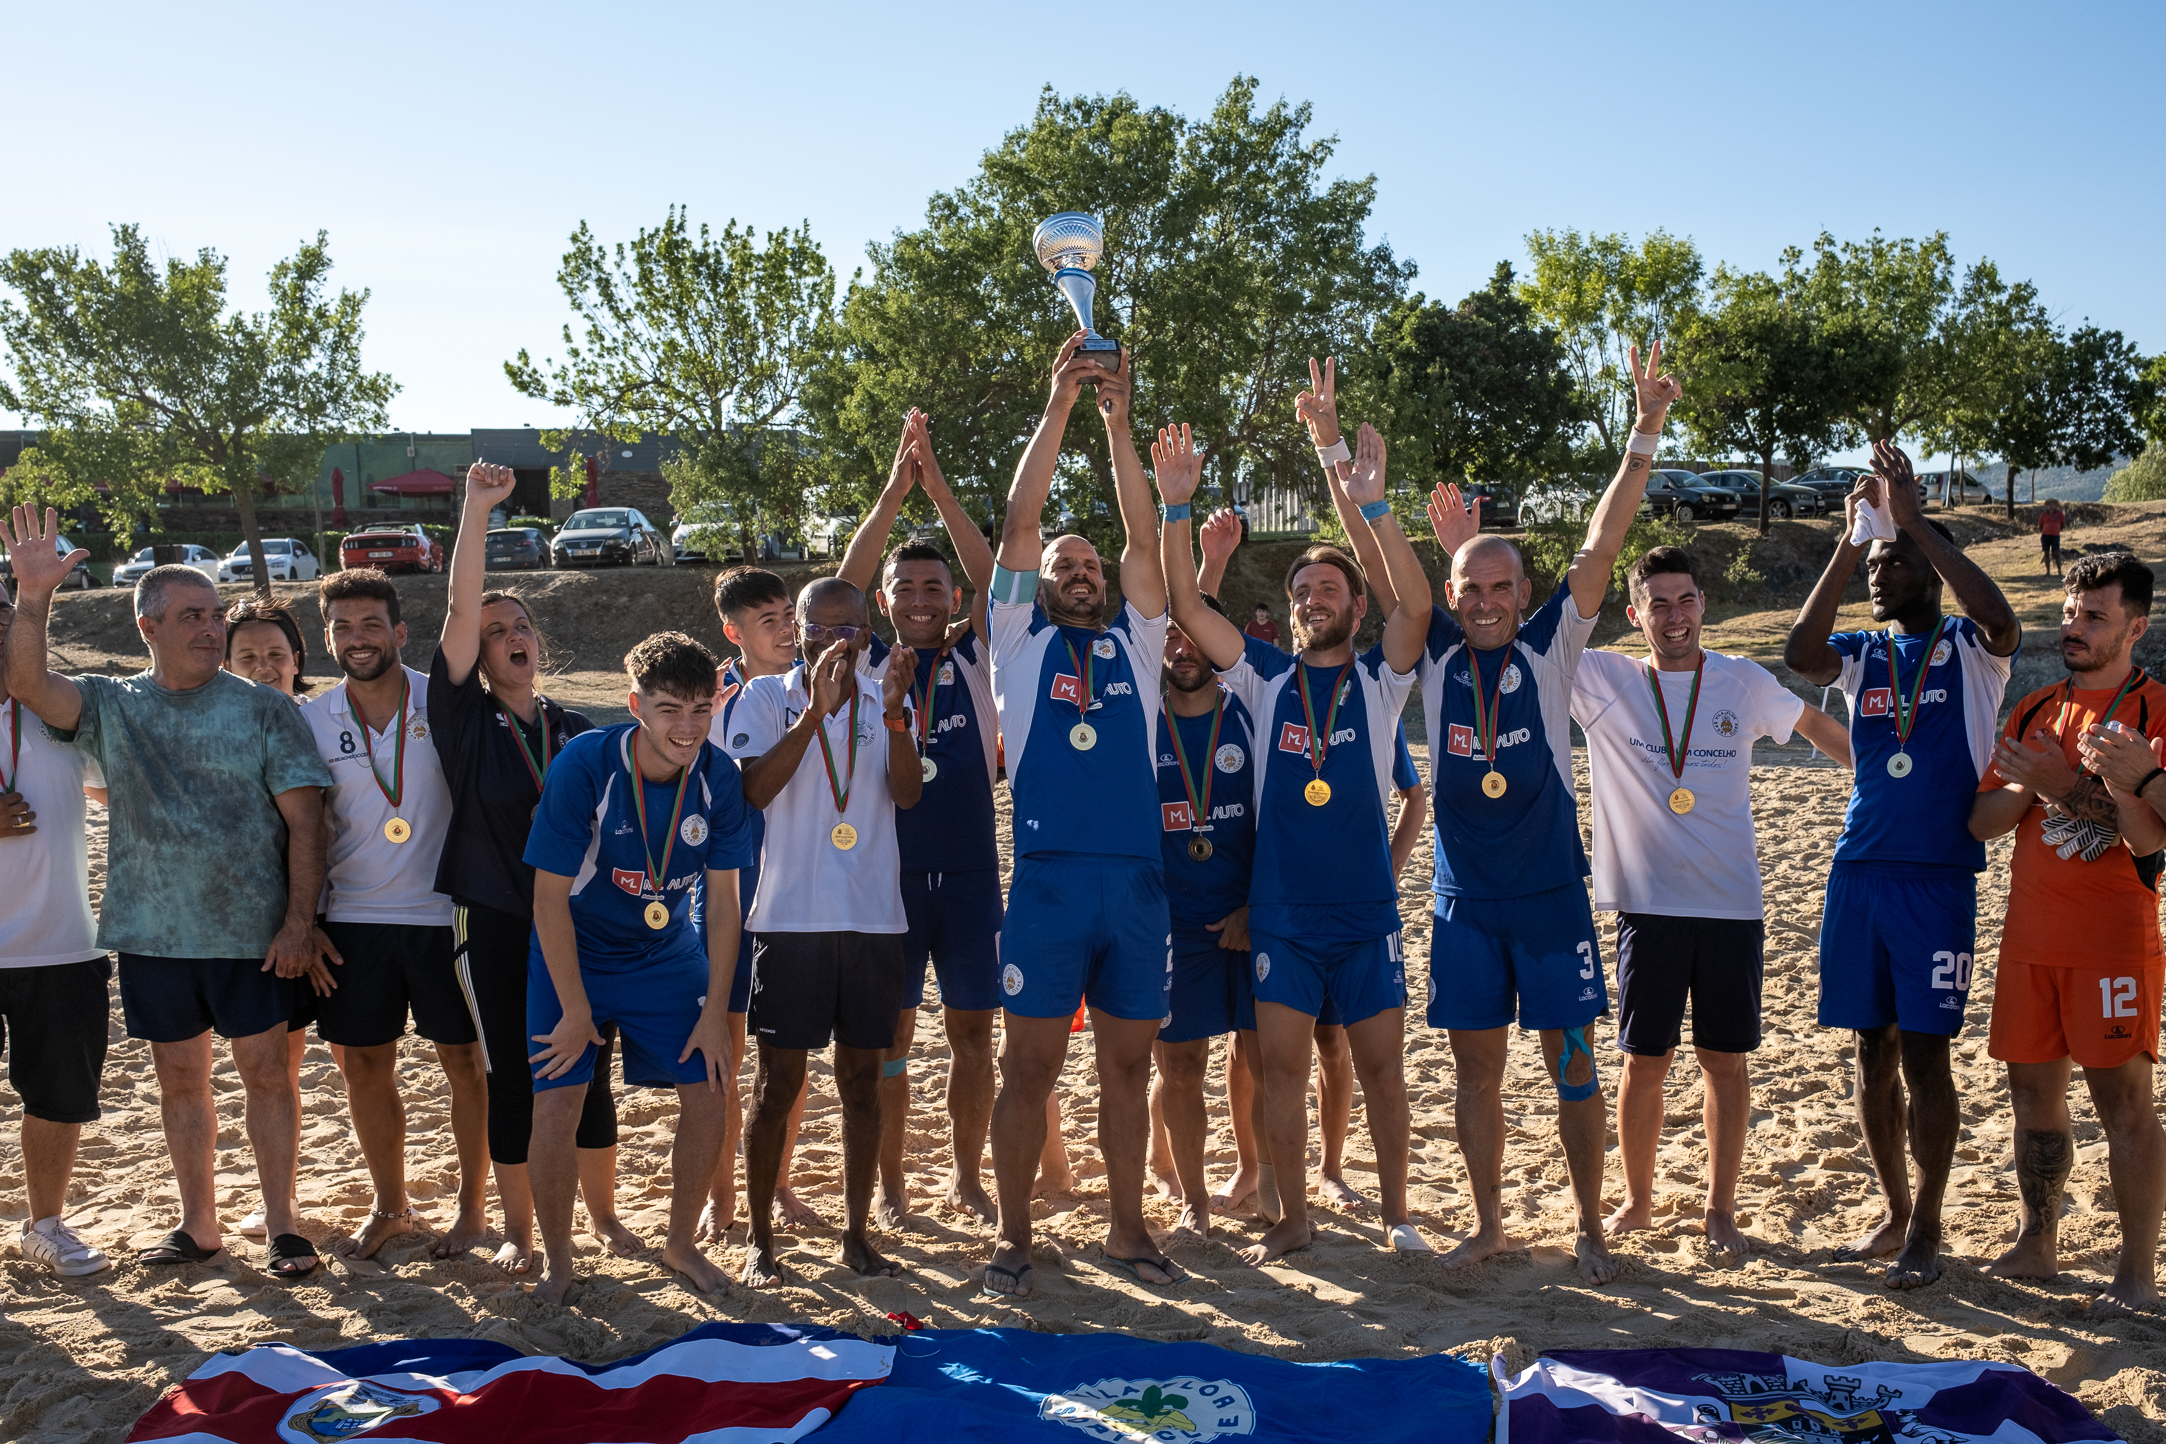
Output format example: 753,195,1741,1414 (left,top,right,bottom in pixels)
1151,424,1202,506
1873,438,1921,520
908,410,953,498
1048,332,1101,412
2,507,88,598
1342,423,1388,506
466,462,518,510
1093,346,1133,425
1629,342,1681,423
1294,356,1342,447
1427,482,1478,557
881,644,916,715
1199,508,1243,570
885,412,922,499
807,639,851,718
